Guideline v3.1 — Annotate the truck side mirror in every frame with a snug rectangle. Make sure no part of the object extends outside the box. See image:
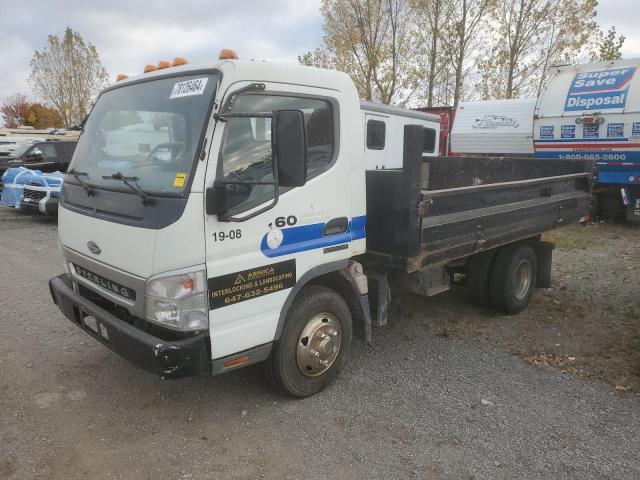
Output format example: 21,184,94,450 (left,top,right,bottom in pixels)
205,181,228,216
274,110,307,187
